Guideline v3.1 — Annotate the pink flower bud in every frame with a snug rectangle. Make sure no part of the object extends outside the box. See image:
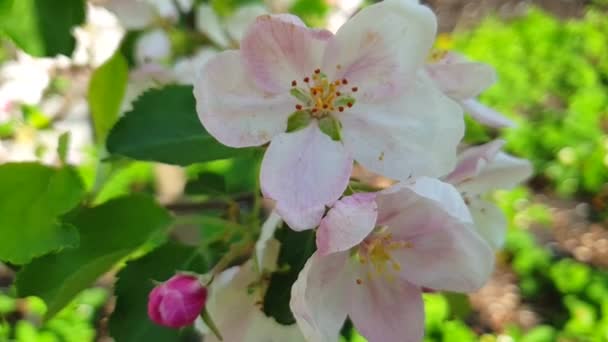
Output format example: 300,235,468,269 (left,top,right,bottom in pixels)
147,274,208,328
